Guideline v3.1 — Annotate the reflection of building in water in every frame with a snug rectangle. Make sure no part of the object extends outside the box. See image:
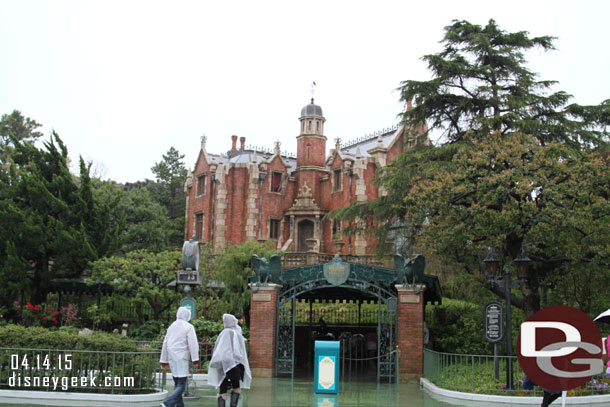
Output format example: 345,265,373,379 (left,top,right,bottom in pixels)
184,99,427,254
